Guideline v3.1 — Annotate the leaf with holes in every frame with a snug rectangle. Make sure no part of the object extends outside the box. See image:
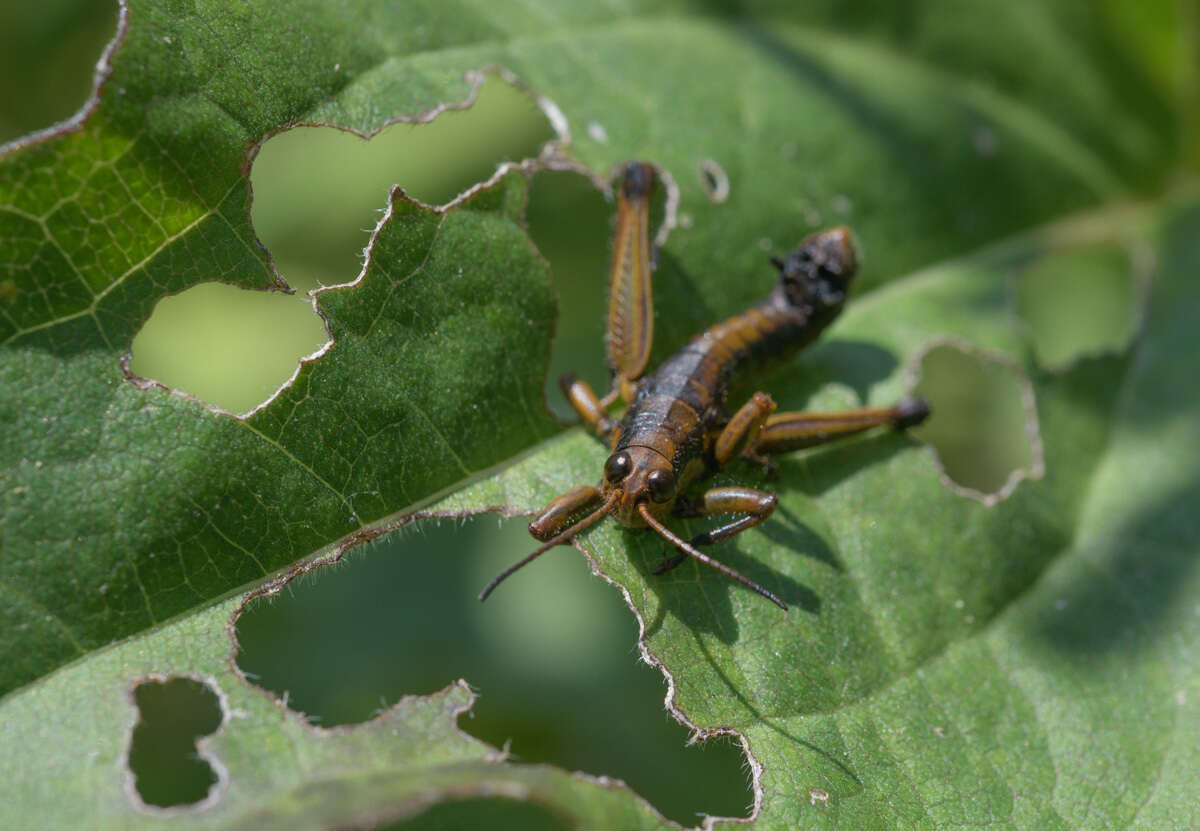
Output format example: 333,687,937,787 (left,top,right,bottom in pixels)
2,0,1198,828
